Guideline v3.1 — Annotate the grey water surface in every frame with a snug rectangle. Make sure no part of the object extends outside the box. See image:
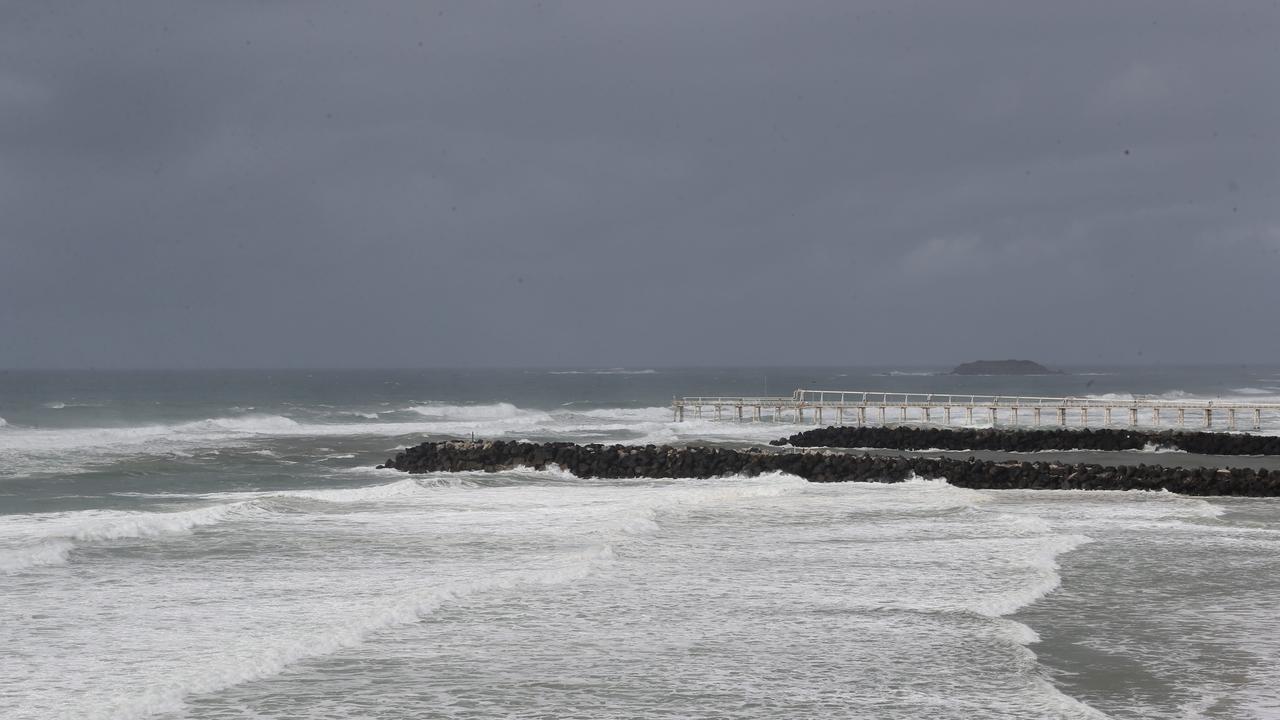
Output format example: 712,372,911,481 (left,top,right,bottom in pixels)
2,367,1278,719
